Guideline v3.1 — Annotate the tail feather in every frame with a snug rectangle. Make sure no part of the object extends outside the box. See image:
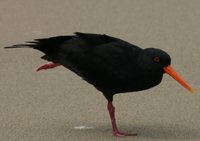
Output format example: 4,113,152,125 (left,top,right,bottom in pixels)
4,35,72,51
4,35,74,62
4,44,34,49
